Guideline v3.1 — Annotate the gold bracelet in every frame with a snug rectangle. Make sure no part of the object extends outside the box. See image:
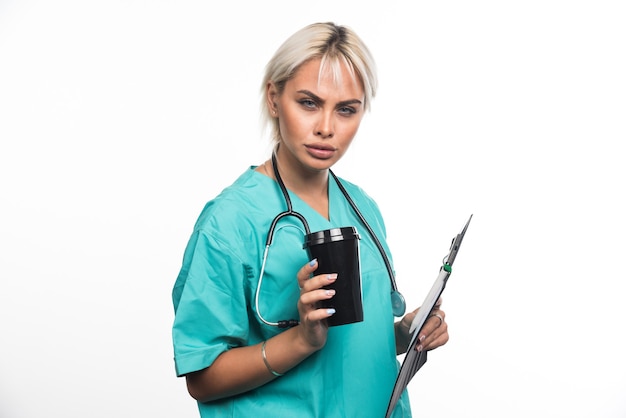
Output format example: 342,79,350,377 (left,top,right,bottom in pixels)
261,340,284,377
